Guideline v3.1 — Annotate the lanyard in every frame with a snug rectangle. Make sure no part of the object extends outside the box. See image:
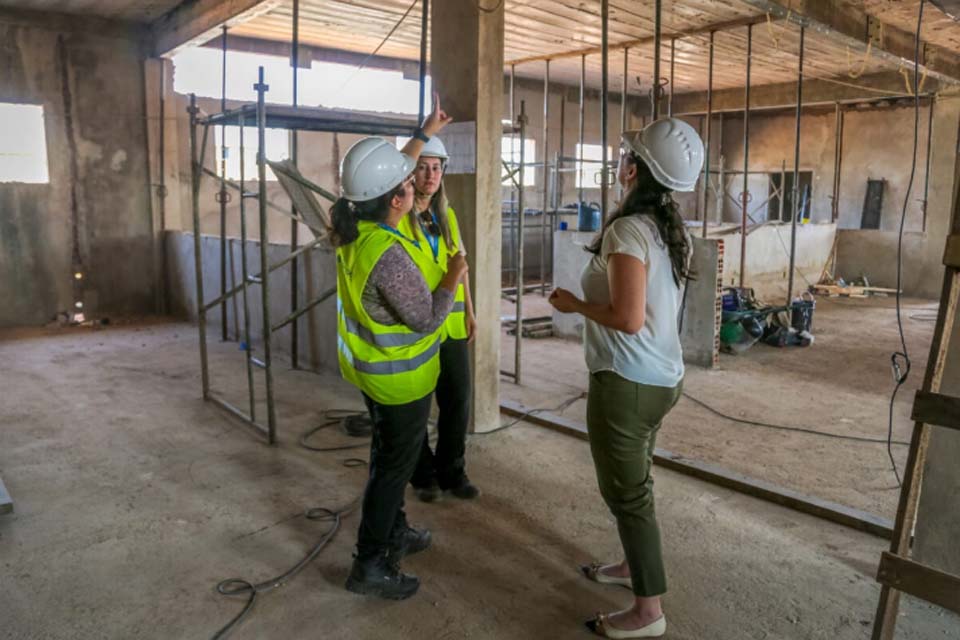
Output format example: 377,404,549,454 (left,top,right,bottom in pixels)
418,212,440,261
378,223,421,249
